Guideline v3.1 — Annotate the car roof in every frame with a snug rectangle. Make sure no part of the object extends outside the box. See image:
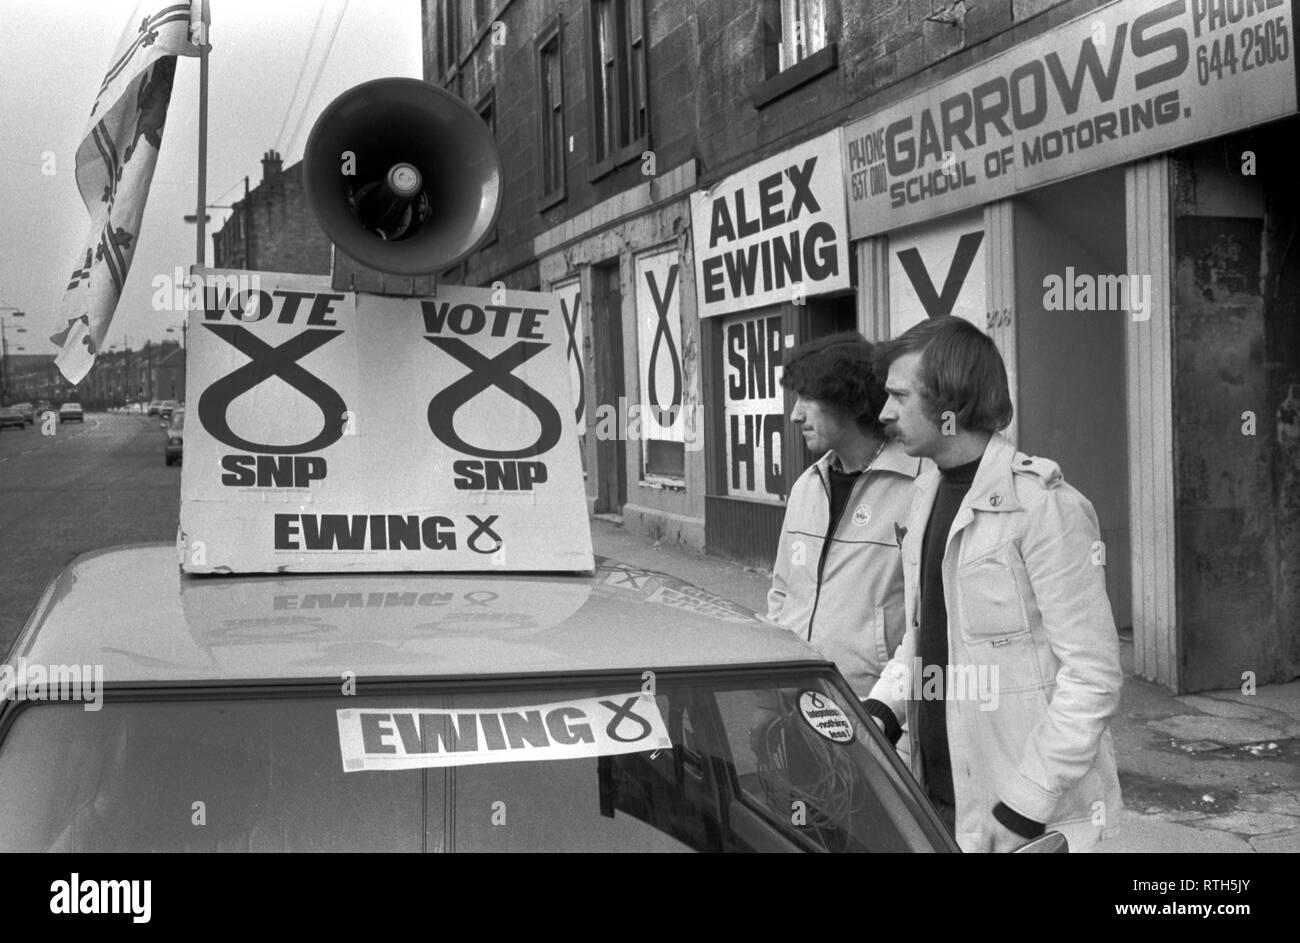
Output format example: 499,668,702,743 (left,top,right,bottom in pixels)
7,544,820,685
